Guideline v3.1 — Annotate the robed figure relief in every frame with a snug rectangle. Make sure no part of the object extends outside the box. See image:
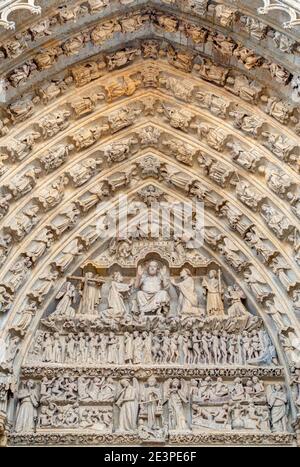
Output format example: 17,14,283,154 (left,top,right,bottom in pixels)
115,379,139,432
165,379,189,431
140,376,163,431
202,269,225,316
171,268,199,316
226,285,249,318
134,261,170,315
267,385,288,432
69,273,104,316
104,272,133,320
52,281,77,319
15,381,39,433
